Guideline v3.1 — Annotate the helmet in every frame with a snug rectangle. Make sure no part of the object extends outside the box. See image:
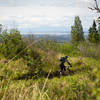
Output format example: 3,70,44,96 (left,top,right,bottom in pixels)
65,56,68,58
